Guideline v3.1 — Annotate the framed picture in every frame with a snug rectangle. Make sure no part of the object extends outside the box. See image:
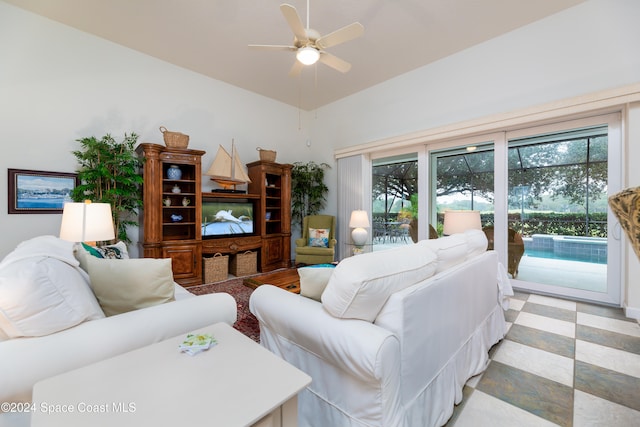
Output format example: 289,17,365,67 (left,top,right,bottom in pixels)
8,169,79,214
